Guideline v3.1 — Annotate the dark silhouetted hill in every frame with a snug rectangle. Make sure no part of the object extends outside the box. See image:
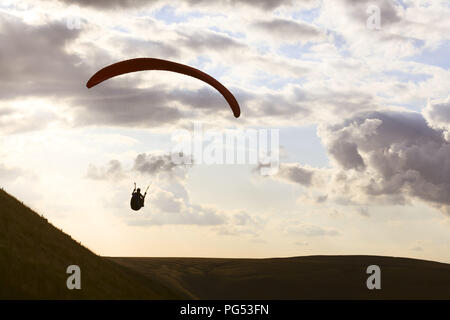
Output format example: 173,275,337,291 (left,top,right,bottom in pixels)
3,188,450,300
0,188,185,299
110,256,450,299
